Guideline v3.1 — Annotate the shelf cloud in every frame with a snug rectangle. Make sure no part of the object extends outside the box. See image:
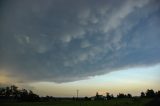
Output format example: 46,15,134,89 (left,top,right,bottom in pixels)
0,0,160,83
